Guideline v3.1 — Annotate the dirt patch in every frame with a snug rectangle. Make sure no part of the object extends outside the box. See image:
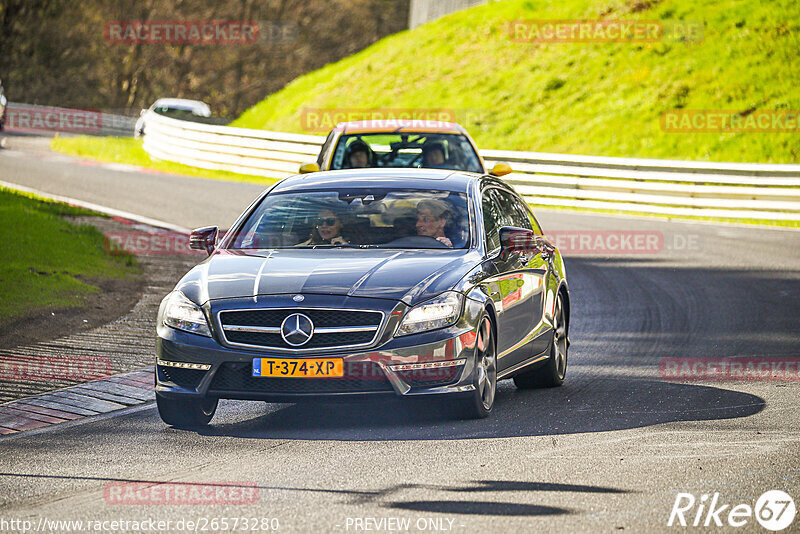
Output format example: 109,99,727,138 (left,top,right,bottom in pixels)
0,273,145,350
0,214,191,351
0,213,200,403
